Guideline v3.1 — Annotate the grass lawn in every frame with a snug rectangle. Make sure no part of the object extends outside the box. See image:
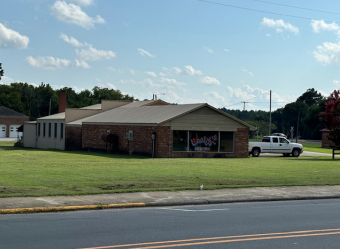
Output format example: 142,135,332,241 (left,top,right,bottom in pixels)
0,141,339,198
